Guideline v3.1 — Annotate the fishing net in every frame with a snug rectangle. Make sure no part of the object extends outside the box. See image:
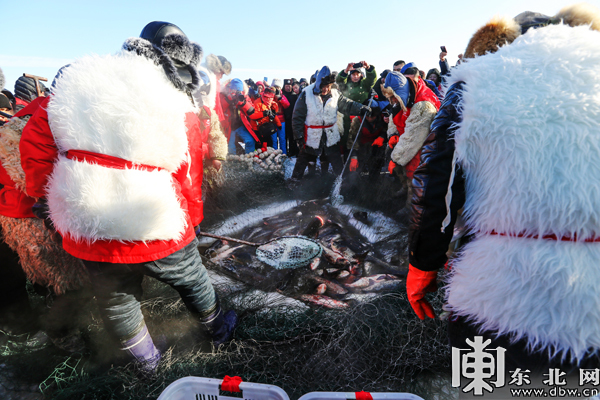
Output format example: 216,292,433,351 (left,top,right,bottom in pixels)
255,236,322,269
0,157,457,400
